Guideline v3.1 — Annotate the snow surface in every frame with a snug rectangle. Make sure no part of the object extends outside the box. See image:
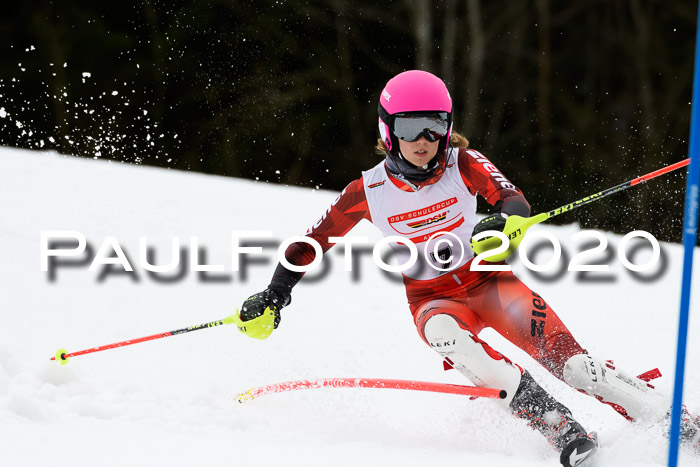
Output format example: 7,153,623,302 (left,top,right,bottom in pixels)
0,147,699,466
